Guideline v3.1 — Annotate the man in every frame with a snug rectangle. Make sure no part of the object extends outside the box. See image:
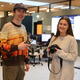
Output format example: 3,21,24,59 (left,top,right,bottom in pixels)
1,3,30,80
